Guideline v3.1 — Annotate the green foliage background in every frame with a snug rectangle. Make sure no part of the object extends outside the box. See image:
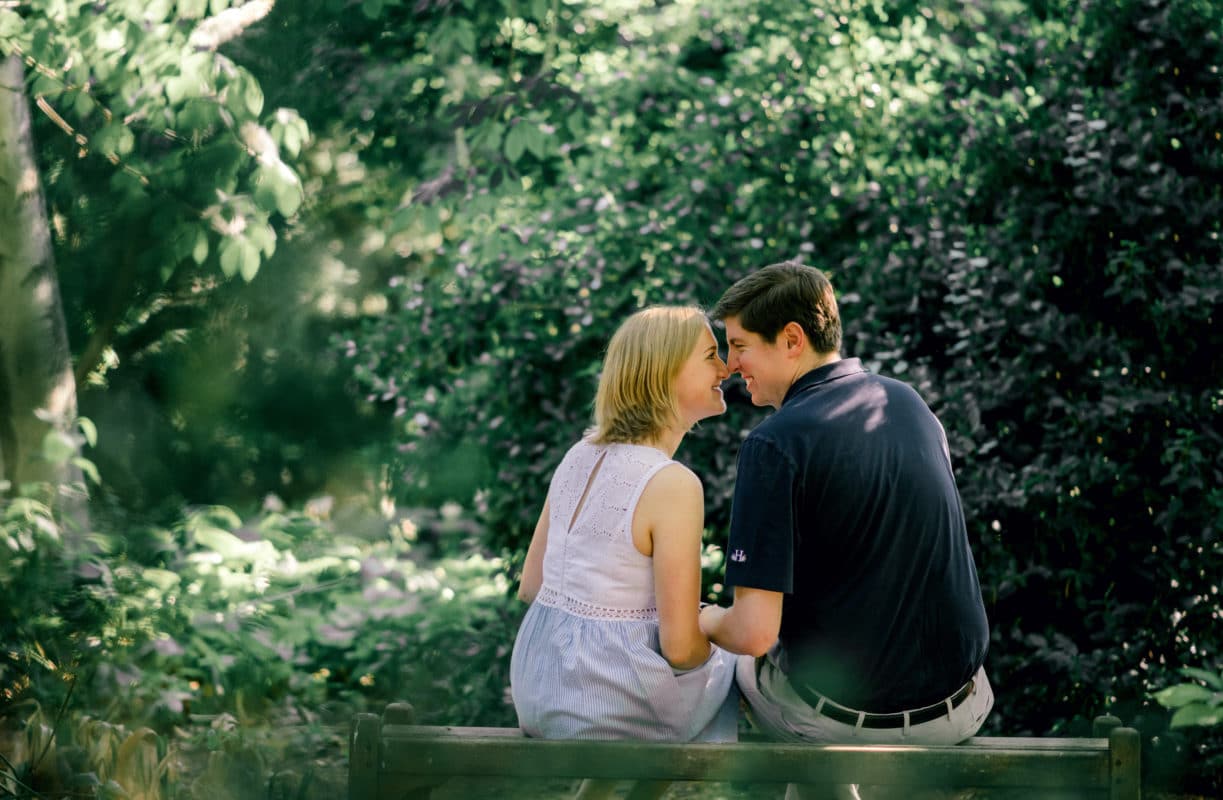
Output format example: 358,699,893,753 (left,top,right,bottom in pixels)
334,0,1223,789
1,0,1221,796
